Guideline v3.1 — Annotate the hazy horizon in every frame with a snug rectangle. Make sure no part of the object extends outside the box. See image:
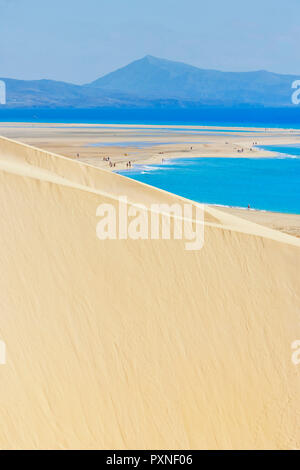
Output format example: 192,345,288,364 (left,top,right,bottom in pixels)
1,0,300,84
